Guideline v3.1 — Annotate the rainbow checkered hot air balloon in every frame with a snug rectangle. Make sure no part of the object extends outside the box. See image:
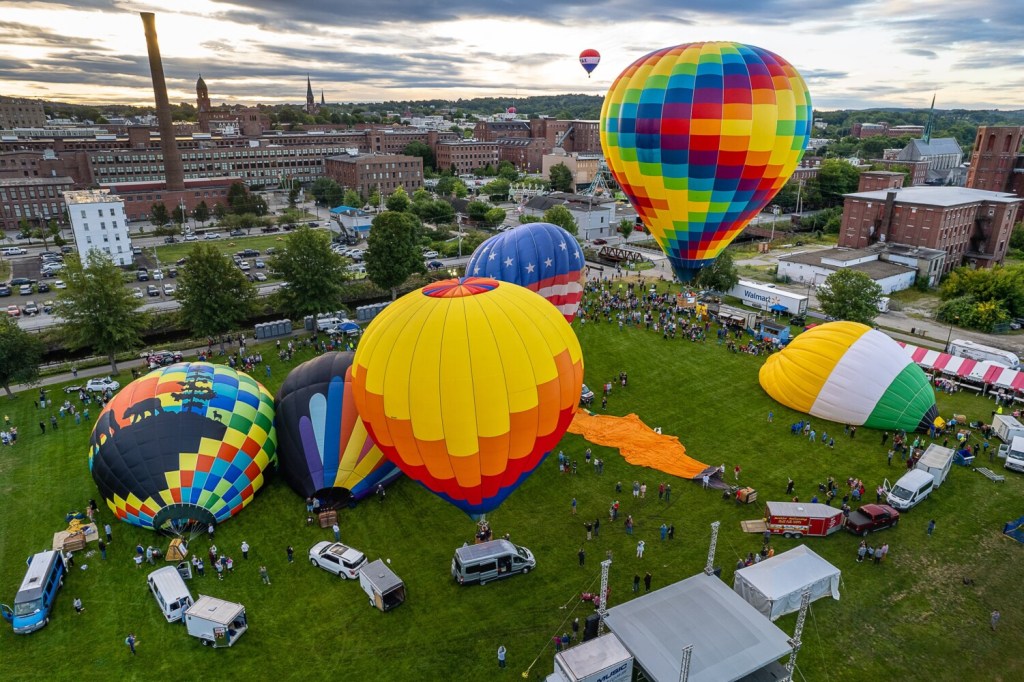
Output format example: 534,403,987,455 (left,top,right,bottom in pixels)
465,222,585,322
89,362,277,532
351,277,584,516
600,42,811,281
759,322,938,432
